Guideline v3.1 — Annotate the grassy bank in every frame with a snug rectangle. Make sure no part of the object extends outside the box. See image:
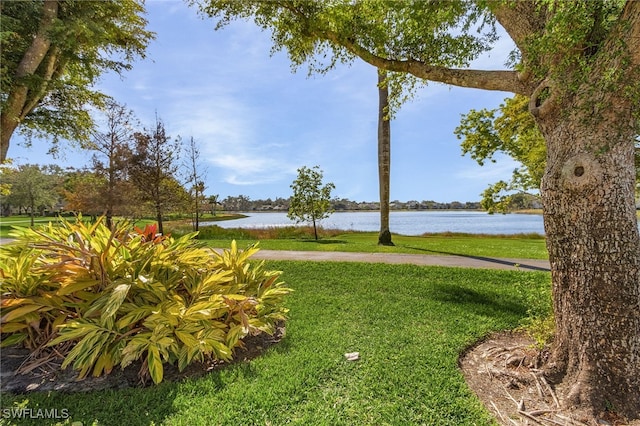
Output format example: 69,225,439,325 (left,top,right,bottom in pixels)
206,233,548,259
1,261,550,425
